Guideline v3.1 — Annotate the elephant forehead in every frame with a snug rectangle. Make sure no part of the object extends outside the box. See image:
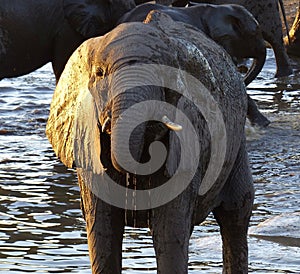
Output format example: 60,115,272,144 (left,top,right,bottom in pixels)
90,23,172,63
82,19,213,71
